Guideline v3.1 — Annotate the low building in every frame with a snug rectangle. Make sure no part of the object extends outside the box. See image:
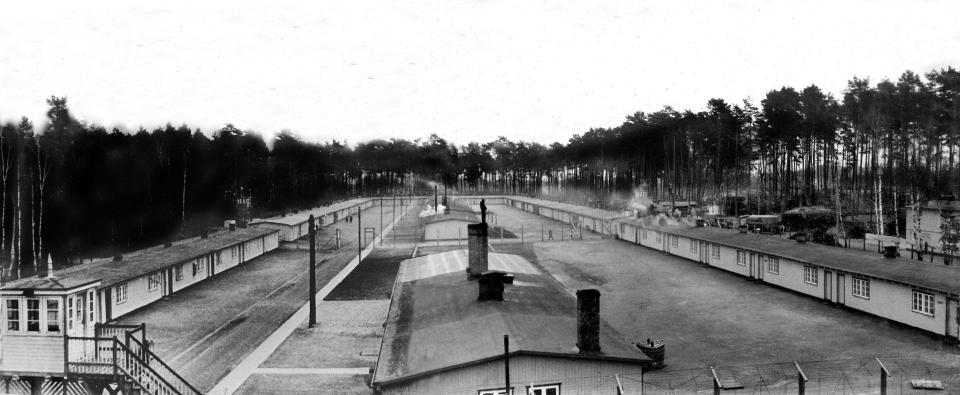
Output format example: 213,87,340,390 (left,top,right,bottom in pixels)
372,246,652,394
906,200,960,253
422,211,480,240
251,198,375,241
